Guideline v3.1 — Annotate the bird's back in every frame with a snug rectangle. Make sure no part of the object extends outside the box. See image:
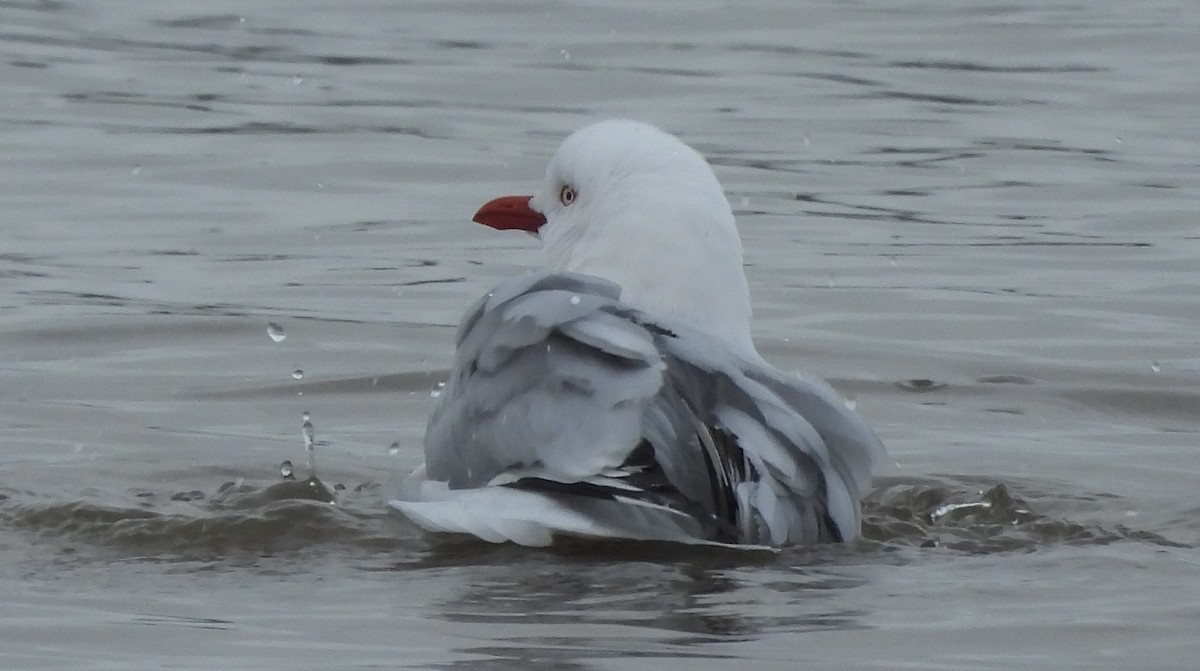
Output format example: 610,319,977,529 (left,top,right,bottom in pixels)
394,271,885,547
